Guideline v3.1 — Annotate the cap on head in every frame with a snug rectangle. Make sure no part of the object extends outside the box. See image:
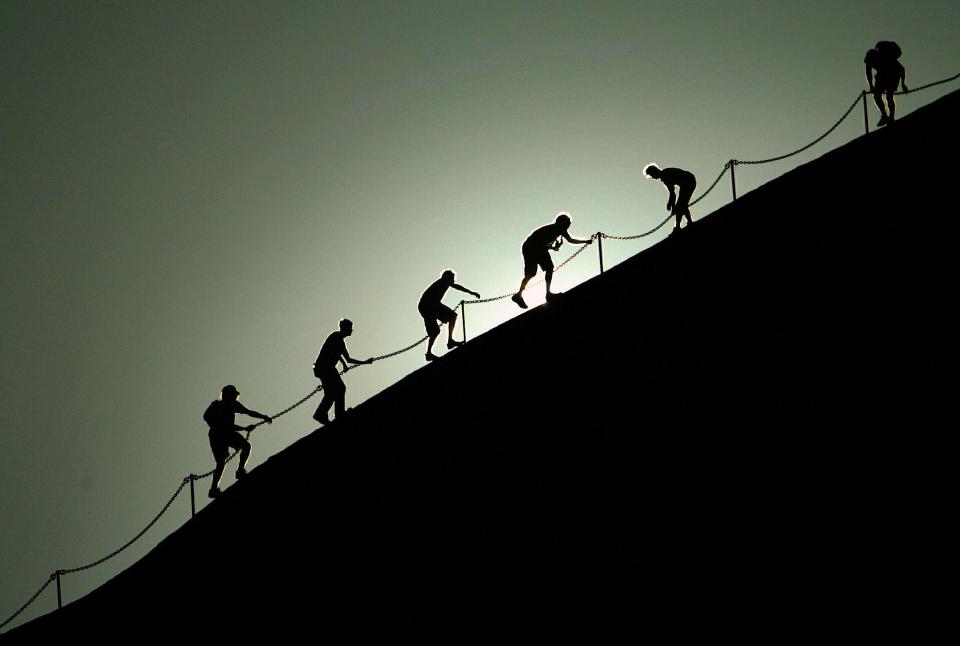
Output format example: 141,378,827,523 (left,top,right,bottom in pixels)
441,269,455,282
643,163,661,179
221,384,239,399
555,212,572,227
339,318,354,332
